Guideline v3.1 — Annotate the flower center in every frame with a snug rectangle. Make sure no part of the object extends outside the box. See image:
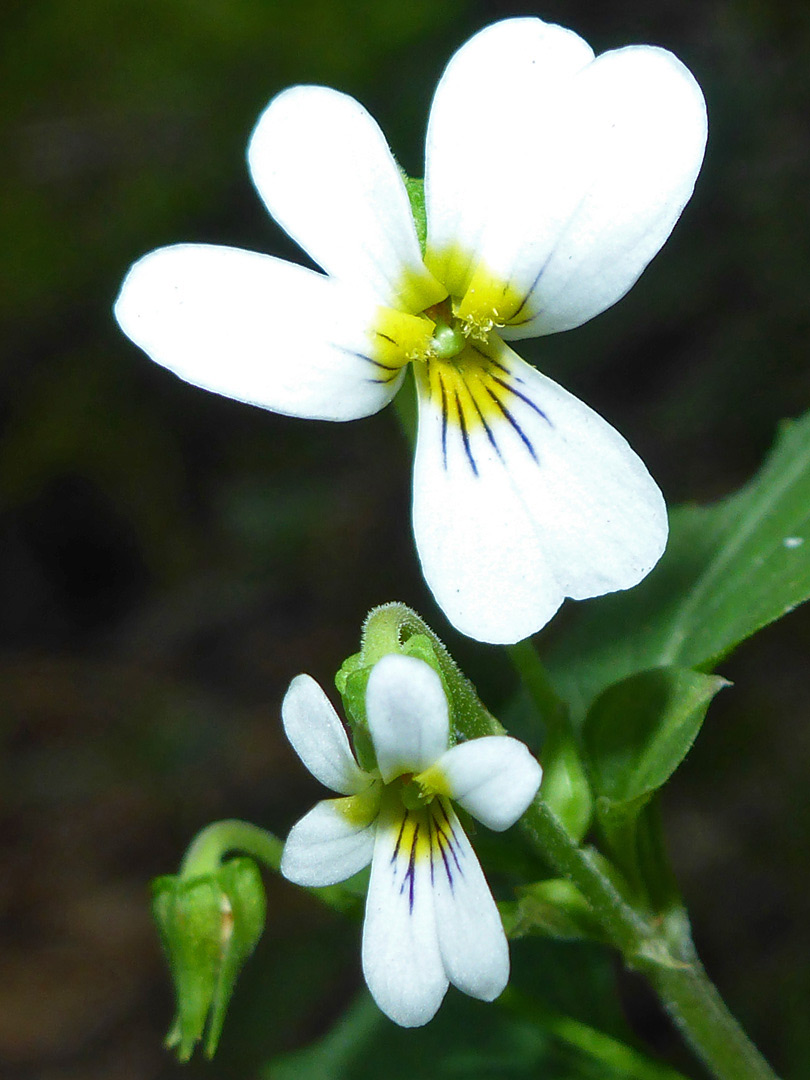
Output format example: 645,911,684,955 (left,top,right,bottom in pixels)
395,773,435,810
420,299,470,363
371,259,526,378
